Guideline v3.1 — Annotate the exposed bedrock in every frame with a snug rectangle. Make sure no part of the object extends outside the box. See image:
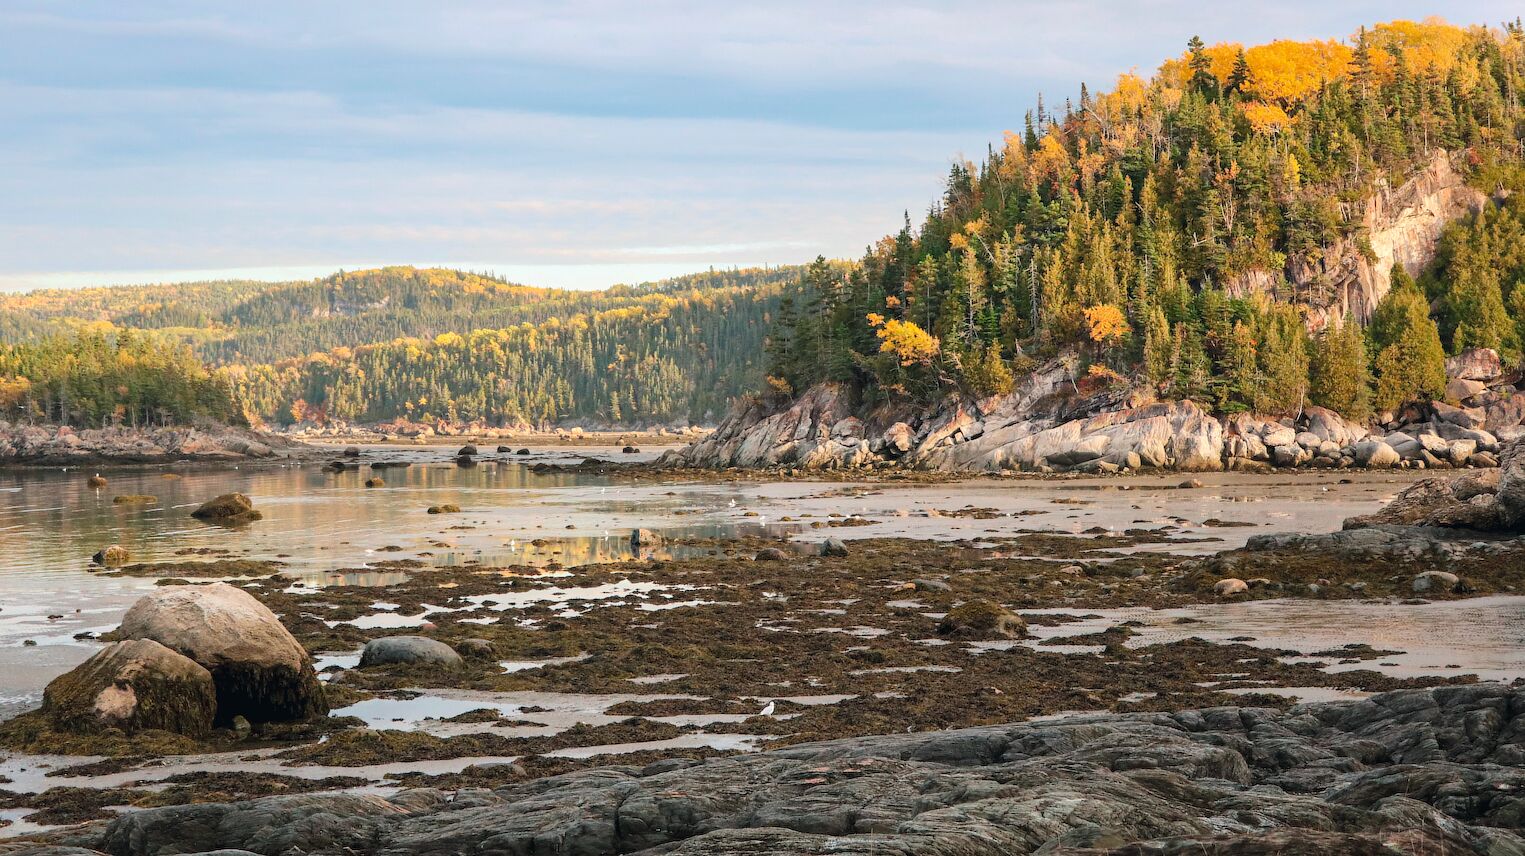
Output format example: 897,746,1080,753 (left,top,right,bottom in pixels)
67,684,1525,855
662,369,1525,476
